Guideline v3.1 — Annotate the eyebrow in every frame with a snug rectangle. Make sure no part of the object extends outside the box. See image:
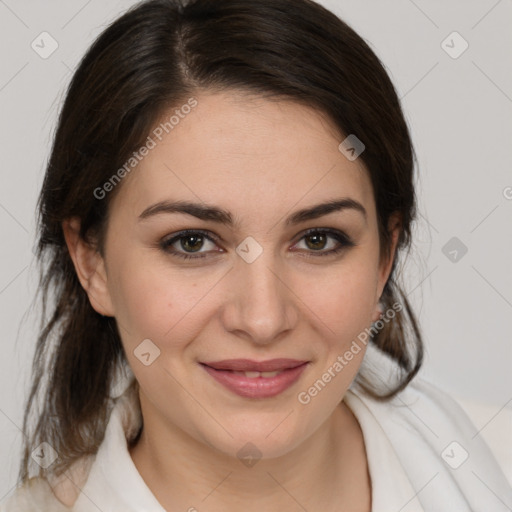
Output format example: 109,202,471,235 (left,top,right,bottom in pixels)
138,198,367,226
